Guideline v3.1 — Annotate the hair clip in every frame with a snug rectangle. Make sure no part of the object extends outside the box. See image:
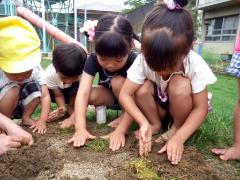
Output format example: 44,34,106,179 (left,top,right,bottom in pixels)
80,20,98,42
164,0,182,10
